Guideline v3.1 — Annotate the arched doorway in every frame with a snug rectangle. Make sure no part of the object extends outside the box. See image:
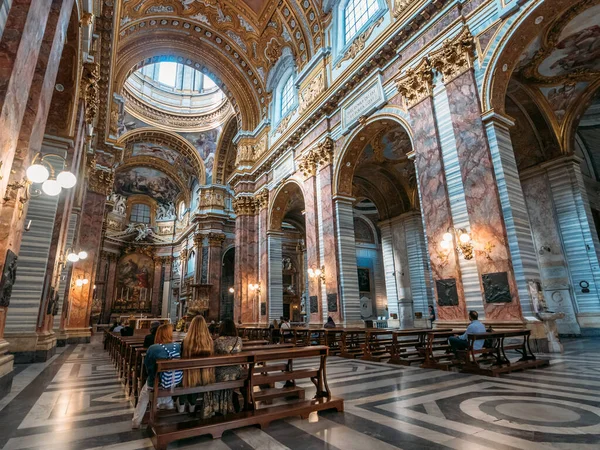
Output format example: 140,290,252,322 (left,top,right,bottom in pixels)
337,119,434,327
220,247,235,321
269,181,307,323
